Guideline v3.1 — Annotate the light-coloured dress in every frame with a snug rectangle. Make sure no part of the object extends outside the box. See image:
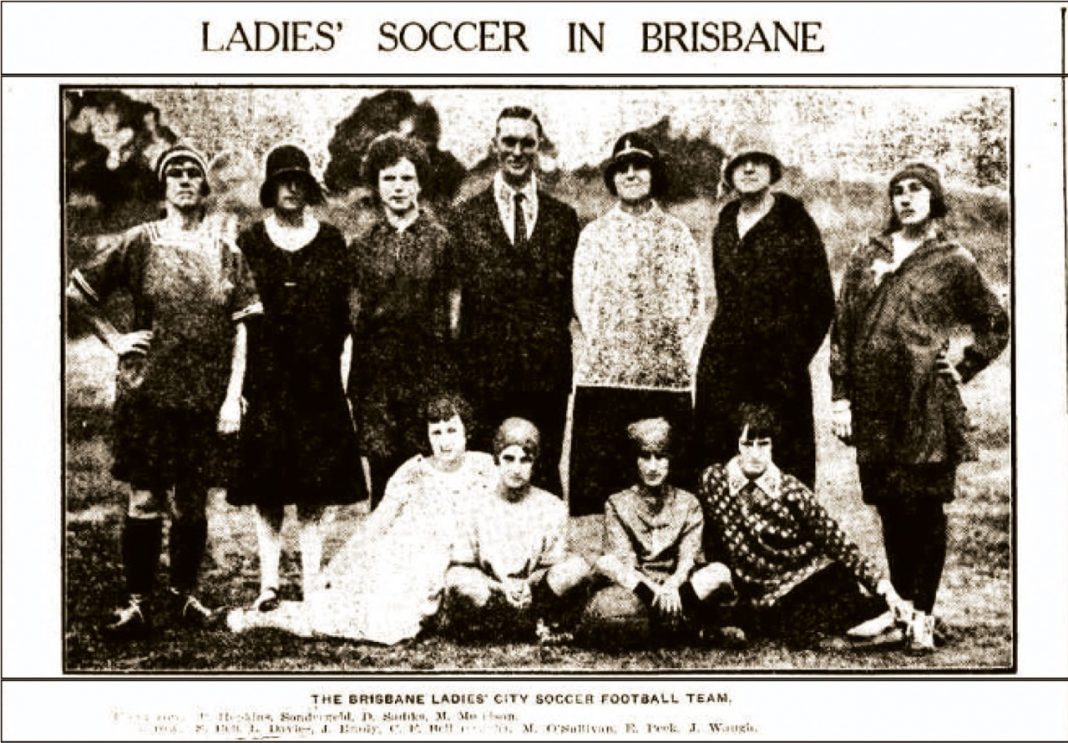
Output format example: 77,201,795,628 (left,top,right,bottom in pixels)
232,451,496,644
